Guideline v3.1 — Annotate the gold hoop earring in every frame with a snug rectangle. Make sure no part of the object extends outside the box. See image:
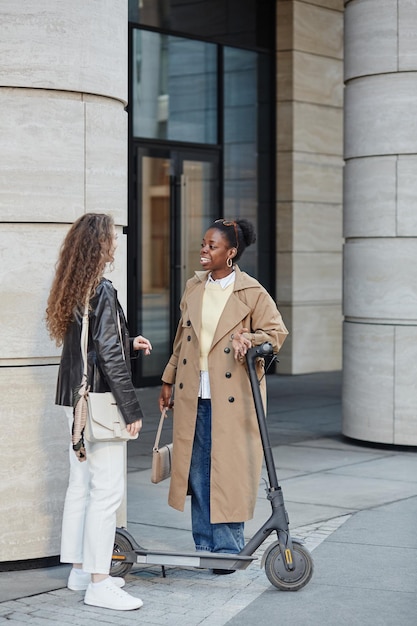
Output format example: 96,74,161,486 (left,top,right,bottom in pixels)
227,257,233,268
